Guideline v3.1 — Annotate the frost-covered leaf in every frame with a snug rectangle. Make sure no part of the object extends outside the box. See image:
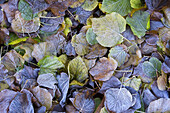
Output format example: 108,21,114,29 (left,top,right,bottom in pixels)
145,34,159,46
83,58,96,70
108,45,128,67
149,57,162,73
70,0,85,8
92,12,126,47
40,12,64,33
89,57,118,81
157,75,167,91
31,86,52,110
126,10,150,38
82,0,98,11
1,50,24,72
130,0,144,9
147,98,170,113
32,42,56,62
57,73,69,107
71,33,90,56
68,56,88,82
11,11,40,33
72,93,95,113
0,89,17,113
0,81,9,91
142,61,157,78
8,92,34,113
18,0,34,20
101,0,132,16
145,0,169,10
99,76,121,93
86,28,98,45
65,41,76,56
37,73,57,89
105,88,134,113
161,7,170,27
122,77,141,91
38,56,64,74
85,44,107,59
150,21,164,31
